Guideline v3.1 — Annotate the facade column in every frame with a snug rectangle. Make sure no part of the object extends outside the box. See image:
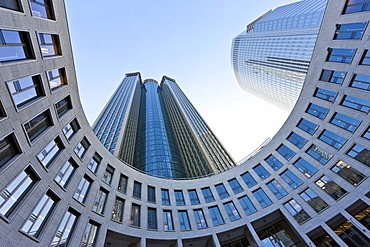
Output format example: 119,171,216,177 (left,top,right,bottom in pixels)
341,210,370,239
136,237,146,247
177,238,184,247
321,223,347,247
212,233,221,247
245,222,261,247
